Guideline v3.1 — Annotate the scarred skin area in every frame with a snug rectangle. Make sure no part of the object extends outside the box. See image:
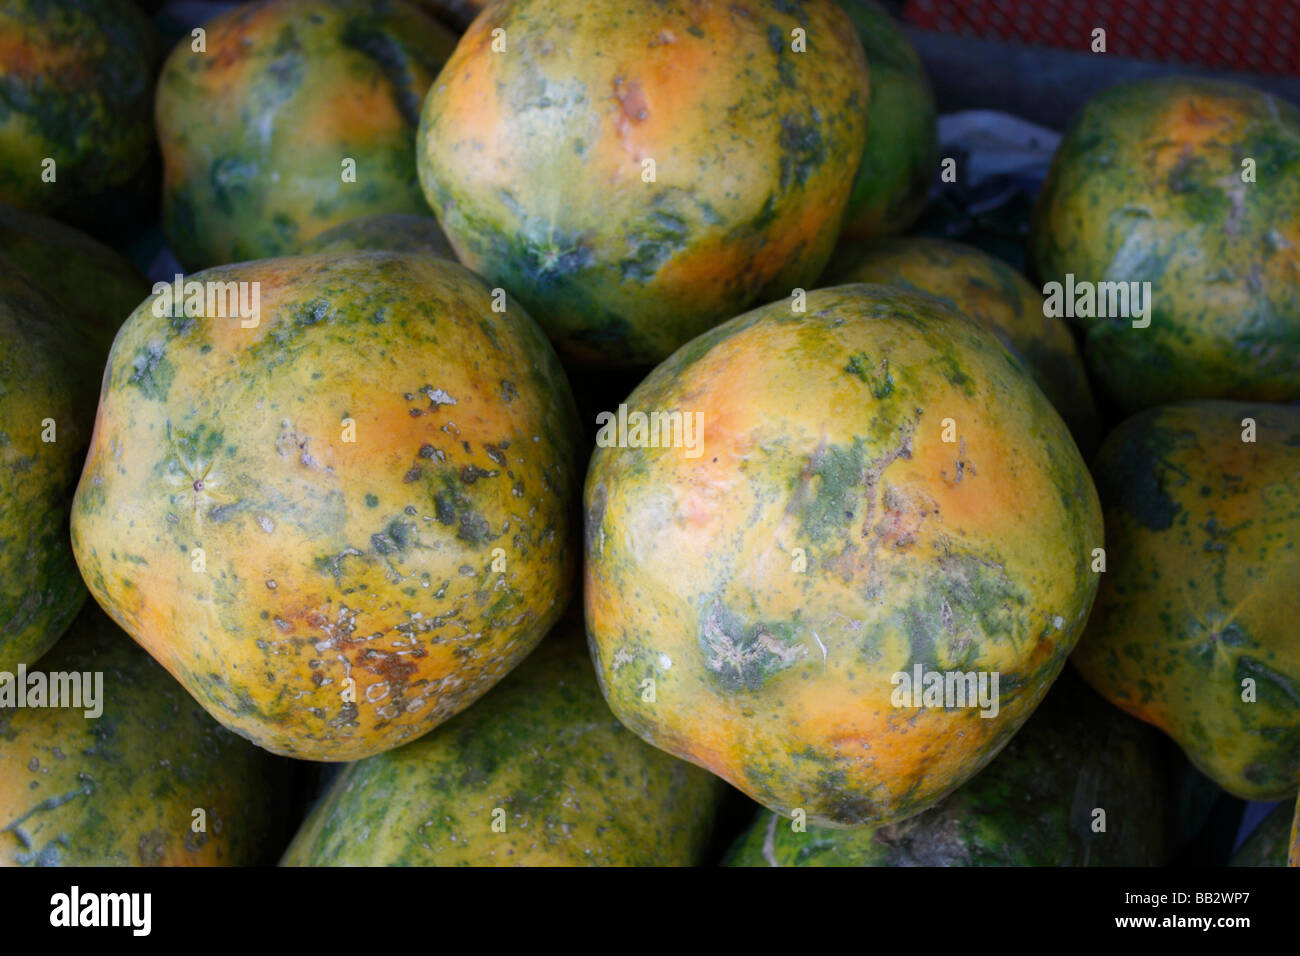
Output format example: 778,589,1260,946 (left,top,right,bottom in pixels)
0,0,158,212
417,0,871,367
826,237,1098,455
0,603,286,866
722,672,1167,865
0,268,88,671
584,285,1102,828
70,252,582,761
1030,77,1300,412
1072,401,1300,800
281,616,726,865
157,0,457,269
295,212,457,260
836,0,936,240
